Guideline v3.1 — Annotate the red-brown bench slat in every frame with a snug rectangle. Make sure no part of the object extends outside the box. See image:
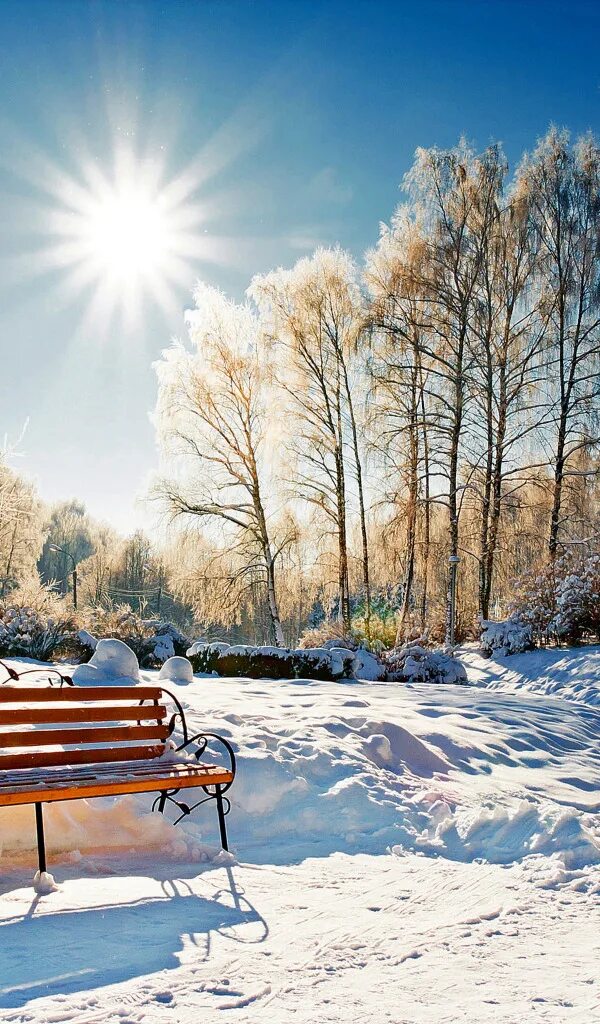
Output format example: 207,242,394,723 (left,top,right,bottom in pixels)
0,759,216,787
0,686,163,703
0,764,234,807
0,704,168,727
0,744,166,771
0,724,171,748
